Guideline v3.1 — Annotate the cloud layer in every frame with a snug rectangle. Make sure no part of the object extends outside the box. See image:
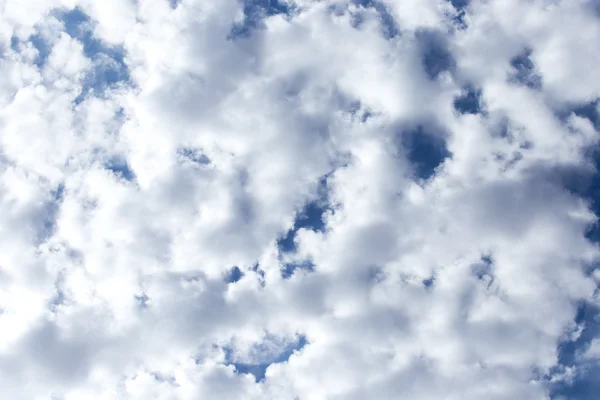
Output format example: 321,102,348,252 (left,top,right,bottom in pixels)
1,0,600,398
